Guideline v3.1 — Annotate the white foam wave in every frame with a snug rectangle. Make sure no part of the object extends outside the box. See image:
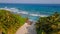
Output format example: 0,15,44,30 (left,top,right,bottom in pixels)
0,7,11,11
30,14,48,17
0,7,19,12
30,14,39,16
39,15,48,17
0,7,48,17
17,11,28,14
0,7,28,14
